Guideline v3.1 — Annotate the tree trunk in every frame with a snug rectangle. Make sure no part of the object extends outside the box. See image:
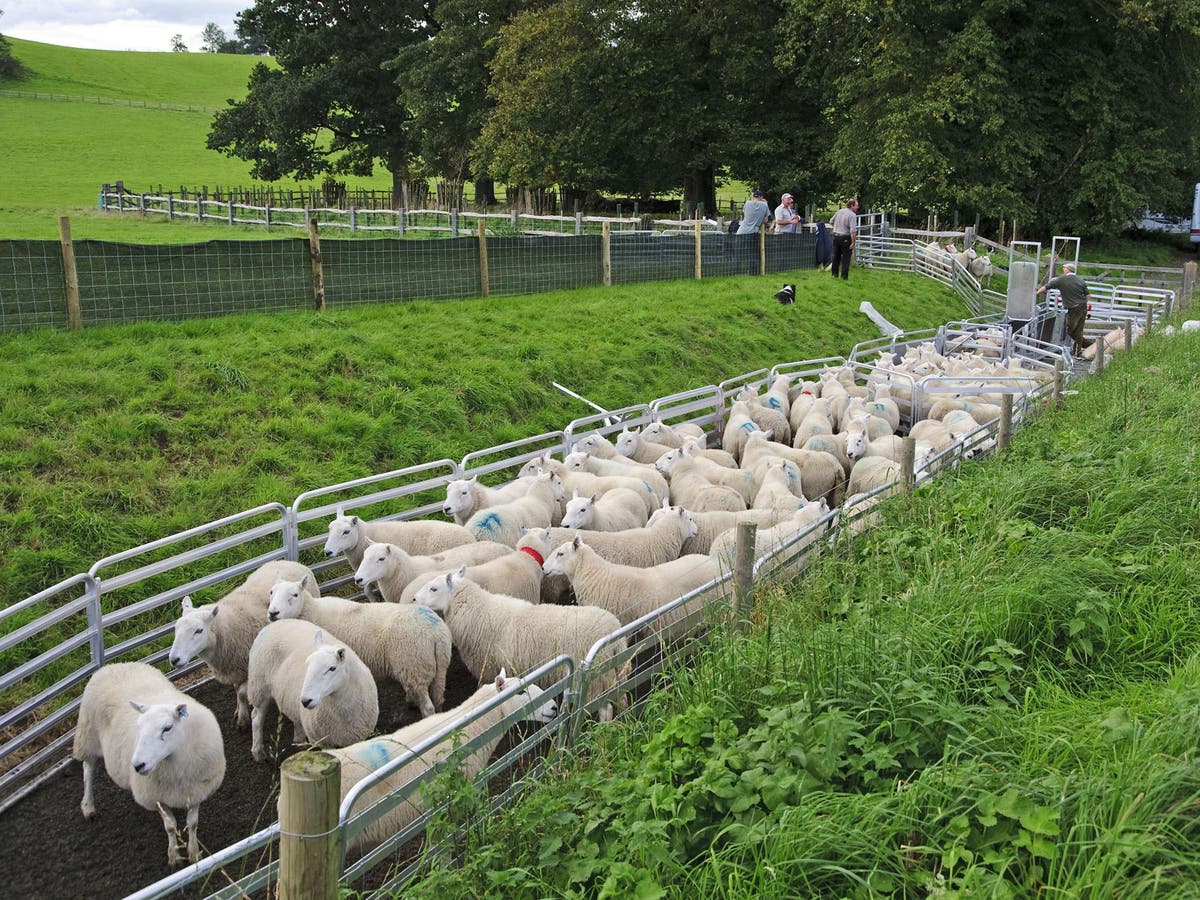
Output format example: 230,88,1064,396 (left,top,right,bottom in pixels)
683,166,717,217
474,177,497,208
